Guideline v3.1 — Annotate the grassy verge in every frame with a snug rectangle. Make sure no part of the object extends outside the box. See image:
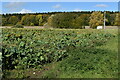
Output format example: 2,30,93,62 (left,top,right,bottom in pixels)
40,35,118,78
